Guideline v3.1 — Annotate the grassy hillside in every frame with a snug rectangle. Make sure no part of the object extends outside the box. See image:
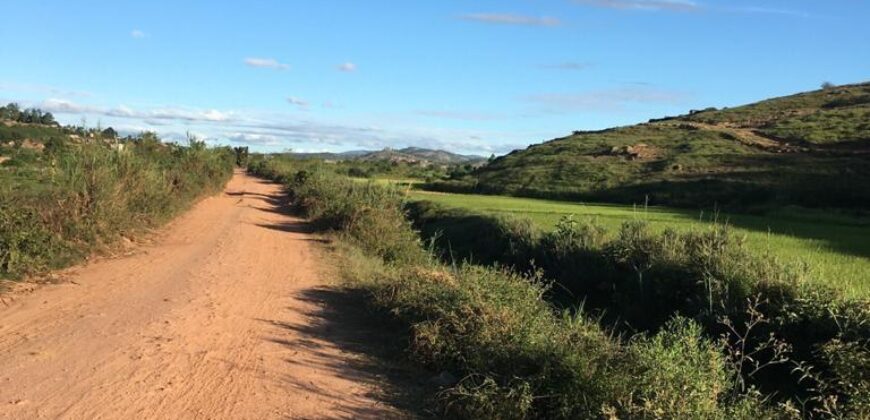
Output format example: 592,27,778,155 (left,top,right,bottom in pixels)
288,146,485,165
682,82,870,146
358,147,484,164
434,82,870,209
